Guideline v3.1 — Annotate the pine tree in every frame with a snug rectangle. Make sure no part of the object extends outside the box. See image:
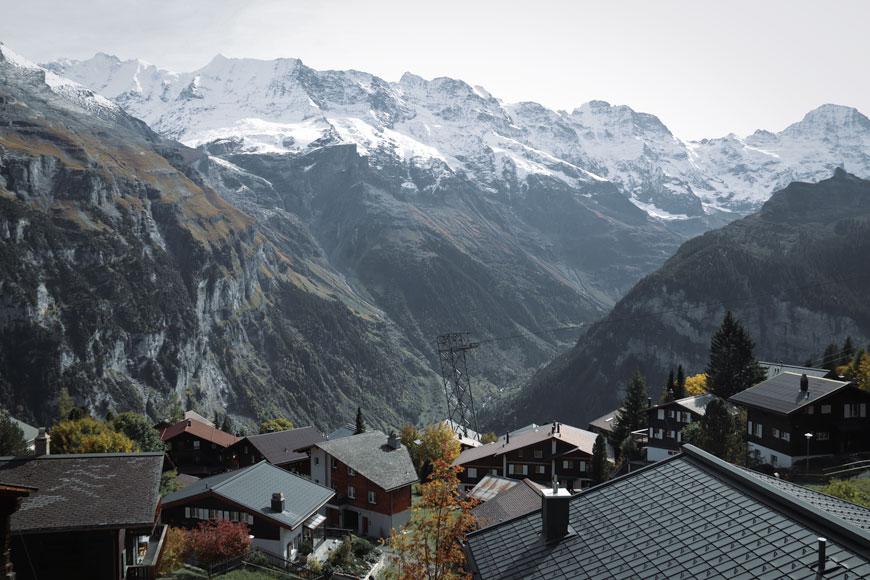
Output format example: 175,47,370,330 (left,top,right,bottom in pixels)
842,336,855,366
590,434,611,485
659,369,676,403
0,413,29,456
612,370,649,455
354,406,365,434
674,365,686,399
821,343,839,372
682,398,746,464
705,311,766,399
